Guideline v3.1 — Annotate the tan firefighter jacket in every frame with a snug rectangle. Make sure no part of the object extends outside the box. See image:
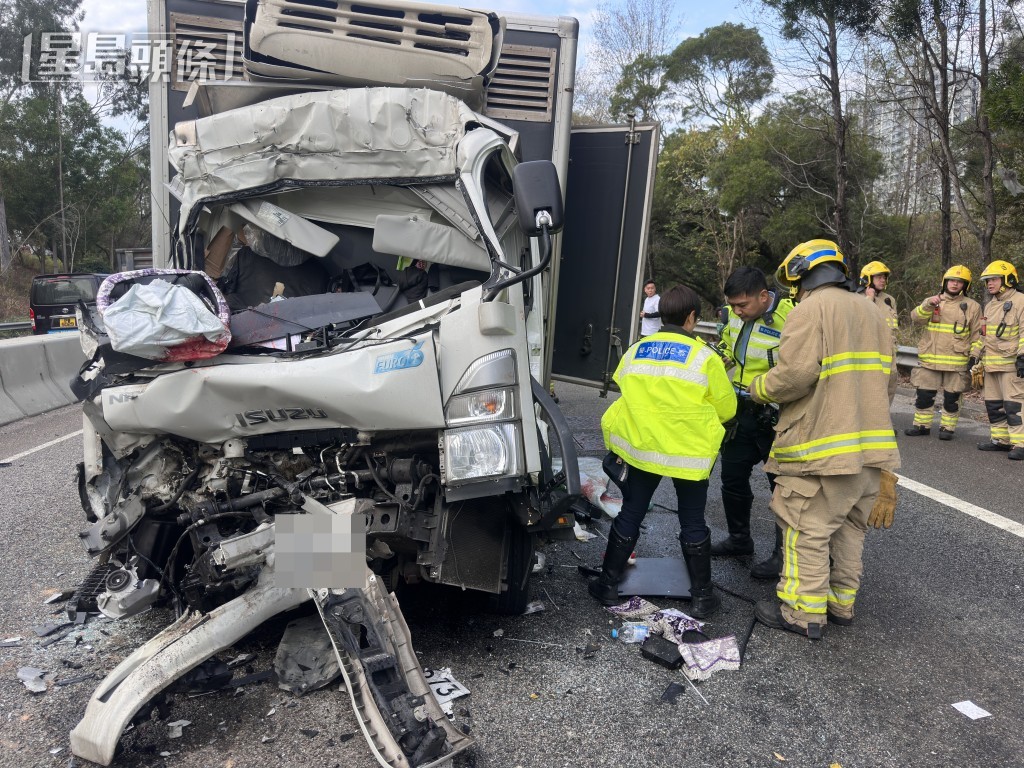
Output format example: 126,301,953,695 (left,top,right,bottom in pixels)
870,290,899,332
749,284,900,477
911,293,982,371
980,287,1024,372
